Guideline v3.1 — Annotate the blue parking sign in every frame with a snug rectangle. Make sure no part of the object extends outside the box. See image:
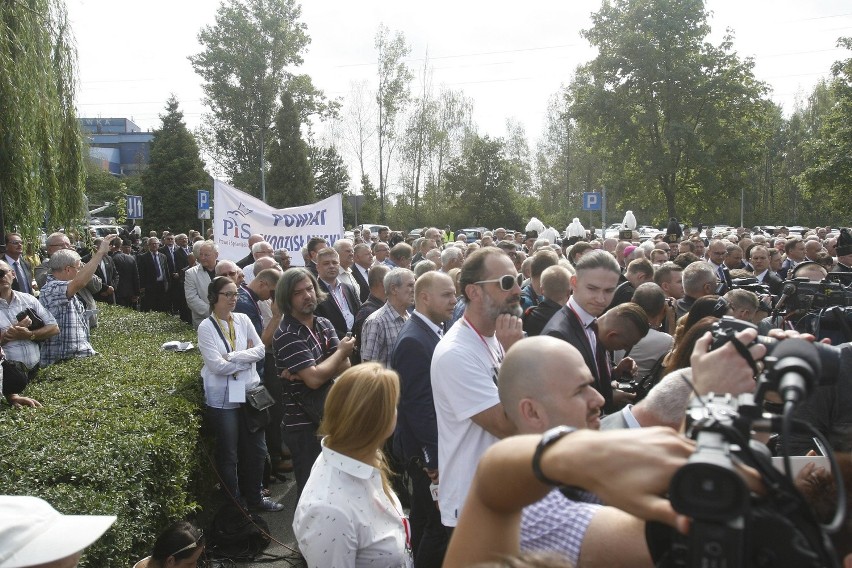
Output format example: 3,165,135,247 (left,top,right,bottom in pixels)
583,192,601,211
198,190,210,210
